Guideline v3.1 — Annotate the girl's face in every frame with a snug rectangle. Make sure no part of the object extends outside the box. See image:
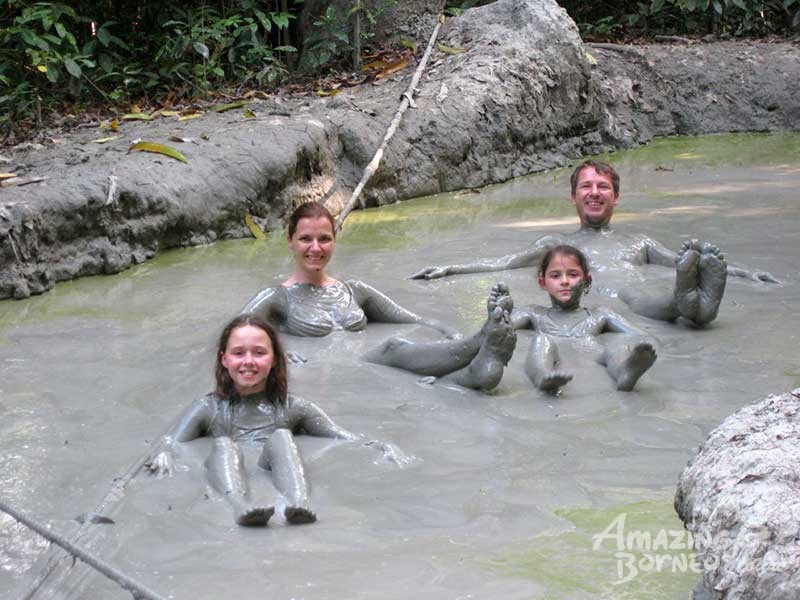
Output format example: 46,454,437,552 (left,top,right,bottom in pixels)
220,325,274,396
538,253,589,306
288,216,335,275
